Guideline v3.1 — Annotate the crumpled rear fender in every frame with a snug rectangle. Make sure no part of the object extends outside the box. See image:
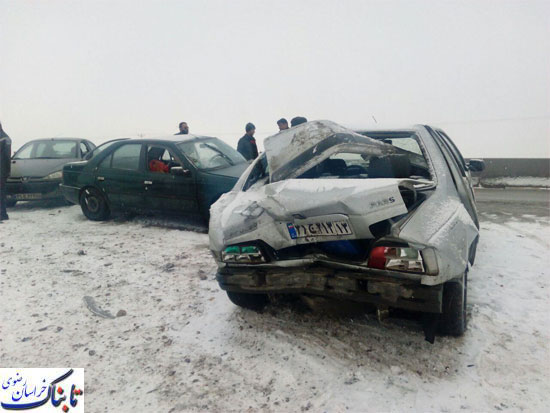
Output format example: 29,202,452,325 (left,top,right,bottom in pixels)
396,192,479,286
